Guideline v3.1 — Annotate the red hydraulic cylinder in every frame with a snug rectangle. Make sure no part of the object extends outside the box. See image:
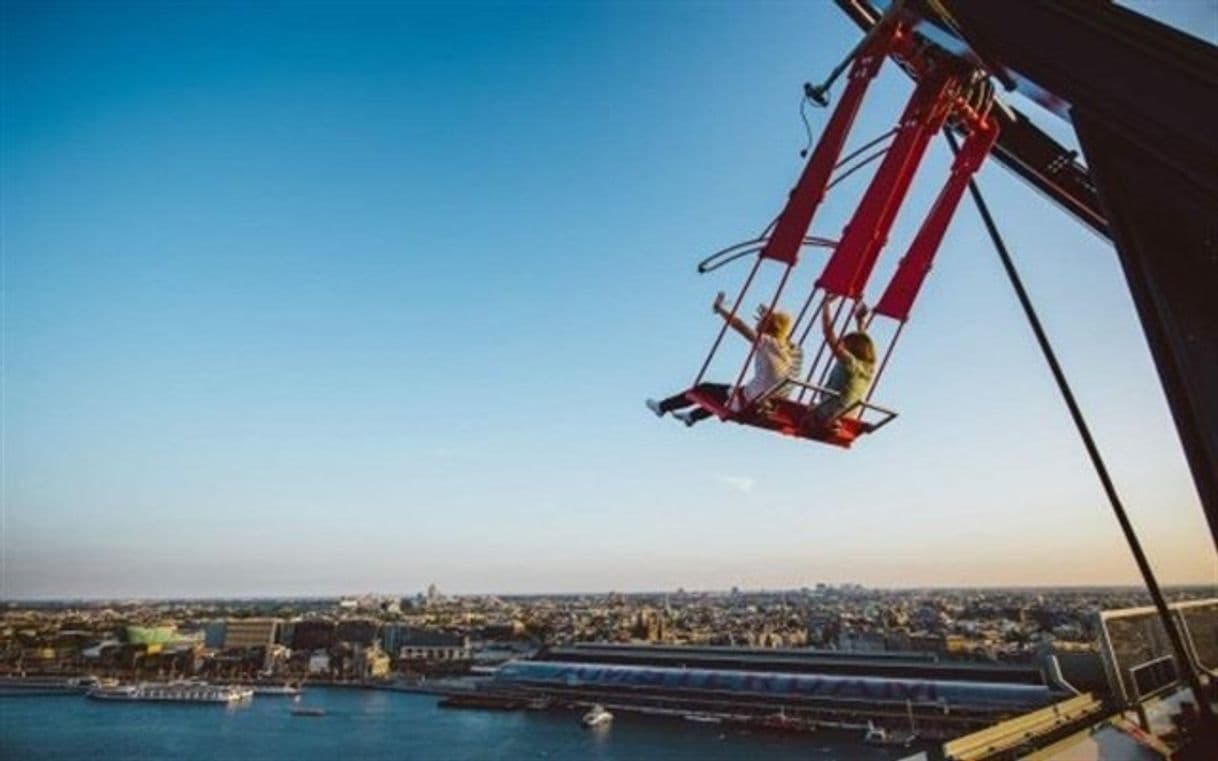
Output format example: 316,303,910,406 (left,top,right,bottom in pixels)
874,120,1000,321
816,68,959,298
759,22,902,267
